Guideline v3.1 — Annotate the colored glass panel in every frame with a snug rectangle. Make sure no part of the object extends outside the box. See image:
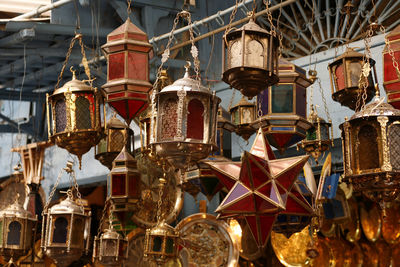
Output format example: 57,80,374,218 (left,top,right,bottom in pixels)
110,129,125,152
109,52,125,81
271,84,293,113
127,52,147,80
357,125,379,170
160,98,178,140
128,174,140,198
76,96,91,129
258,89,268,116
296,86,306,117
389,124,400,170
222,183,250,206
55,99,67,133
187,99,204,140
334,64,345,91
53,217,68,243
7,221,21,245
112,174,126,196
